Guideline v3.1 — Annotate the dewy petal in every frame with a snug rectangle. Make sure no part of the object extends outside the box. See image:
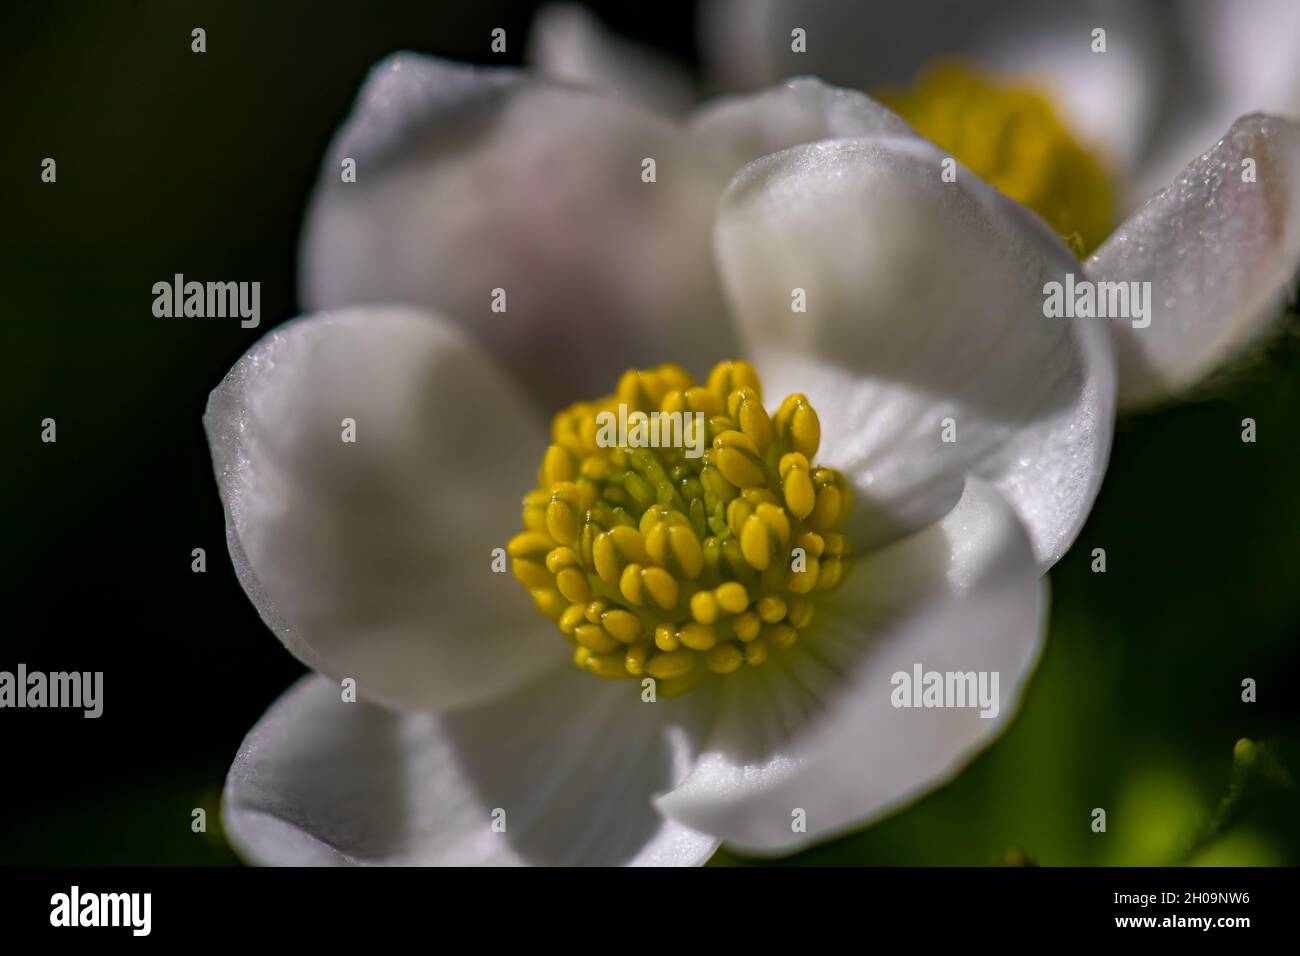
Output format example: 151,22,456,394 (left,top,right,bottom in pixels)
1086,114,1300,411
697,0,1166,176
714,135,1116,568
223,670,718,866
300,53,735,411
691,76,914,169
526,4,696,115
657,478,1046,854
204,306,559,713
